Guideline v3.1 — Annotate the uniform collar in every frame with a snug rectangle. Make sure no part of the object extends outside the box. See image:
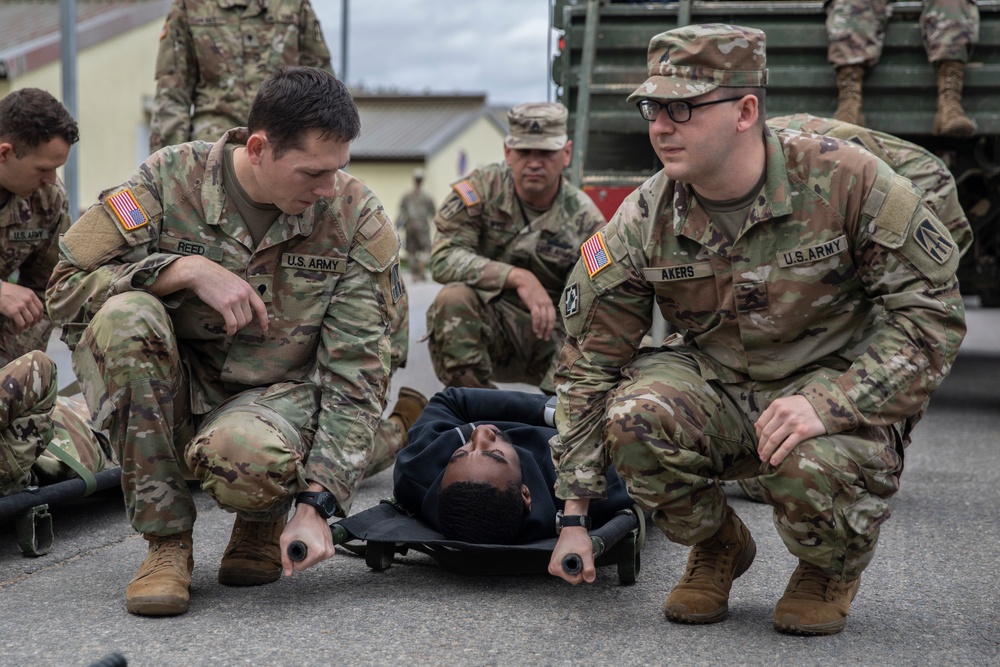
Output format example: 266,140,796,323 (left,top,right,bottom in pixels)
670,129,794,252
